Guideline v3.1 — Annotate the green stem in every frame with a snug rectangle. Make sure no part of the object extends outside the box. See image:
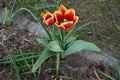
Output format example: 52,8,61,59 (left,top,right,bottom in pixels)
61,30,66,49
58,29,62,41
51,25,56,40
10,0,16,14
56,54,60,79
